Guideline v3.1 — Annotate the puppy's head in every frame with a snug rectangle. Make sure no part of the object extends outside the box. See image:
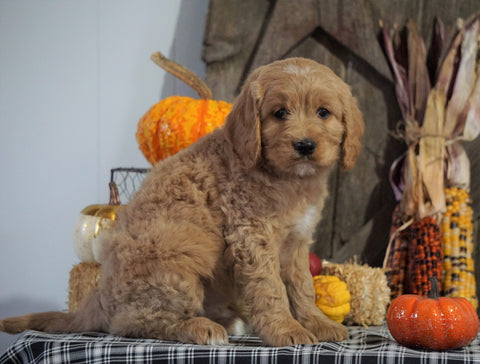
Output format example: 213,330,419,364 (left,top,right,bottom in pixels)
224,58,364,176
